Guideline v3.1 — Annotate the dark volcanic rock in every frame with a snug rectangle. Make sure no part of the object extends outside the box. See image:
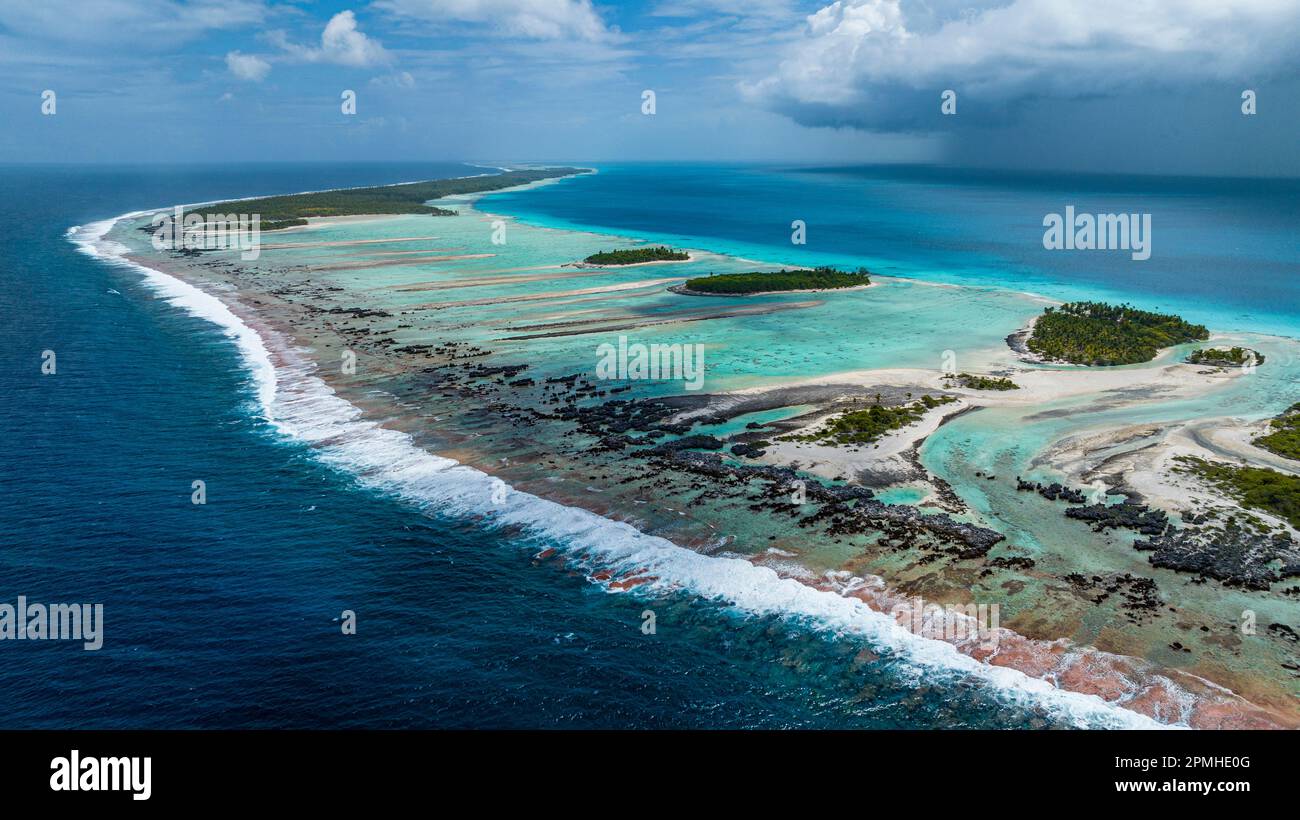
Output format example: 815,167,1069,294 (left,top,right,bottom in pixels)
1267,623,1298,643
1066,502,1169,535
596,435,634,452
1015,477,1087,503
650,450,1003,558
1063,572,1161,620
561,396,706,437
986,555,1036,570
1134,520,1300,590
649,434,725,455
